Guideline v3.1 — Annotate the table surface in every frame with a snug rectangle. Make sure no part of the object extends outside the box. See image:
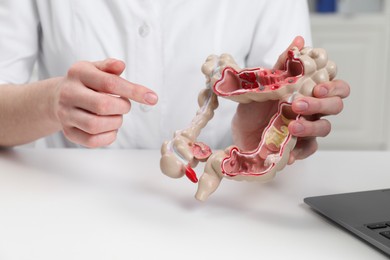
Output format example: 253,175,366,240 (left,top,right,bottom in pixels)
0,148,389,260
